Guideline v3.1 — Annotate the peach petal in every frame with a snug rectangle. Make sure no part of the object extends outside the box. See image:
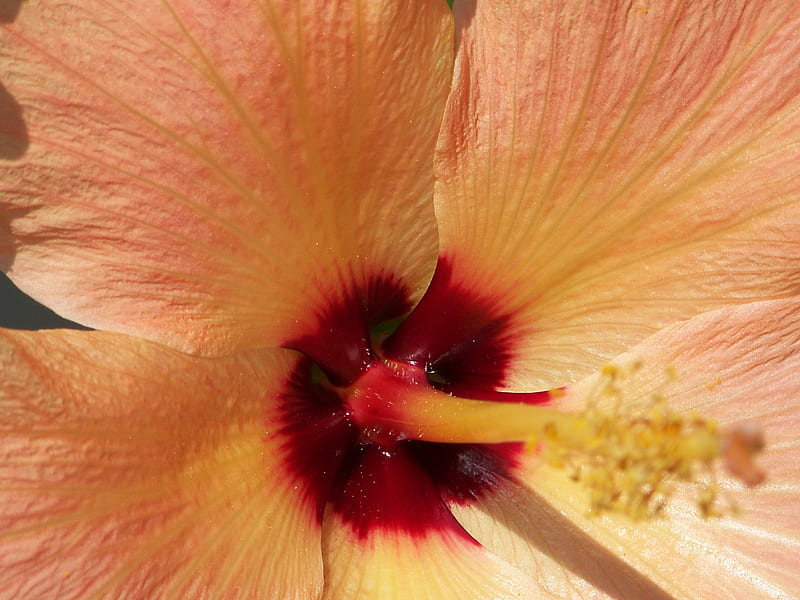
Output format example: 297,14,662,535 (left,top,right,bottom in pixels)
519,299,800,599
435,0,800,389
0,328,322,599
0,0,453,355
